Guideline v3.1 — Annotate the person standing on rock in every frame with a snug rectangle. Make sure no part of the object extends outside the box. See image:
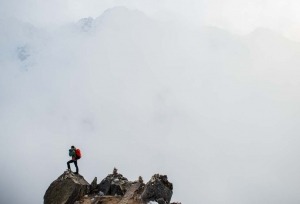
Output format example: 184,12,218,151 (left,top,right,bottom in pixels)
67,146,79,174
